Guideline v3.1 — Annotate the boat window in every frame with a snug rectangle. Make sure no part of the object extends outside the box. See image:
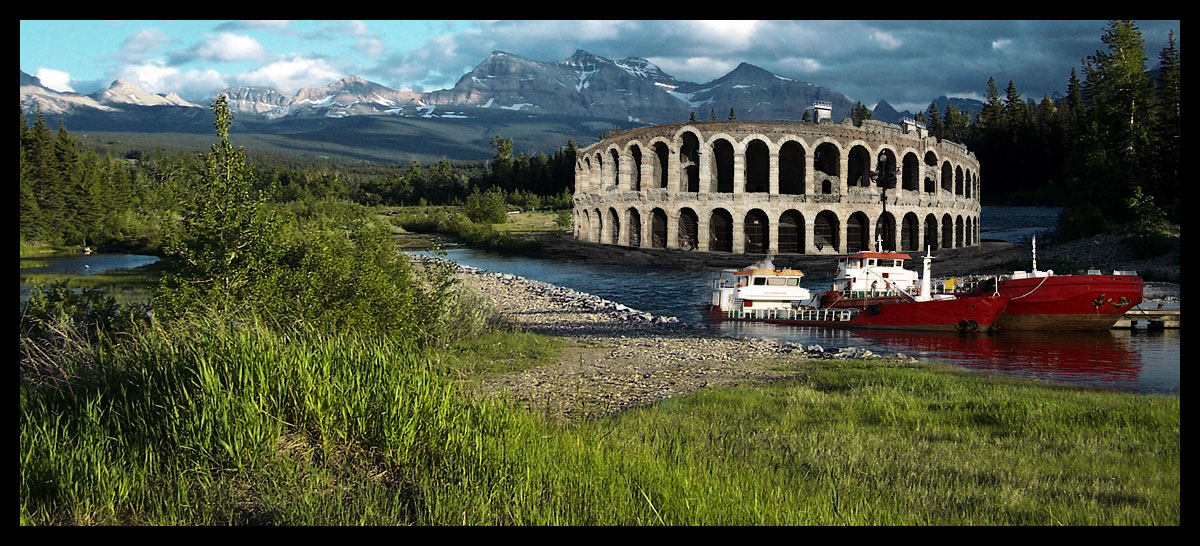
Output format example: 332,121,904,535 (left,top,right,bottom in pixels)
766,277,787,286
866,259,875,266
786,278,799,286
878,259,894,267
737,276,748,286
848,259,861,269
753,277,766,286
